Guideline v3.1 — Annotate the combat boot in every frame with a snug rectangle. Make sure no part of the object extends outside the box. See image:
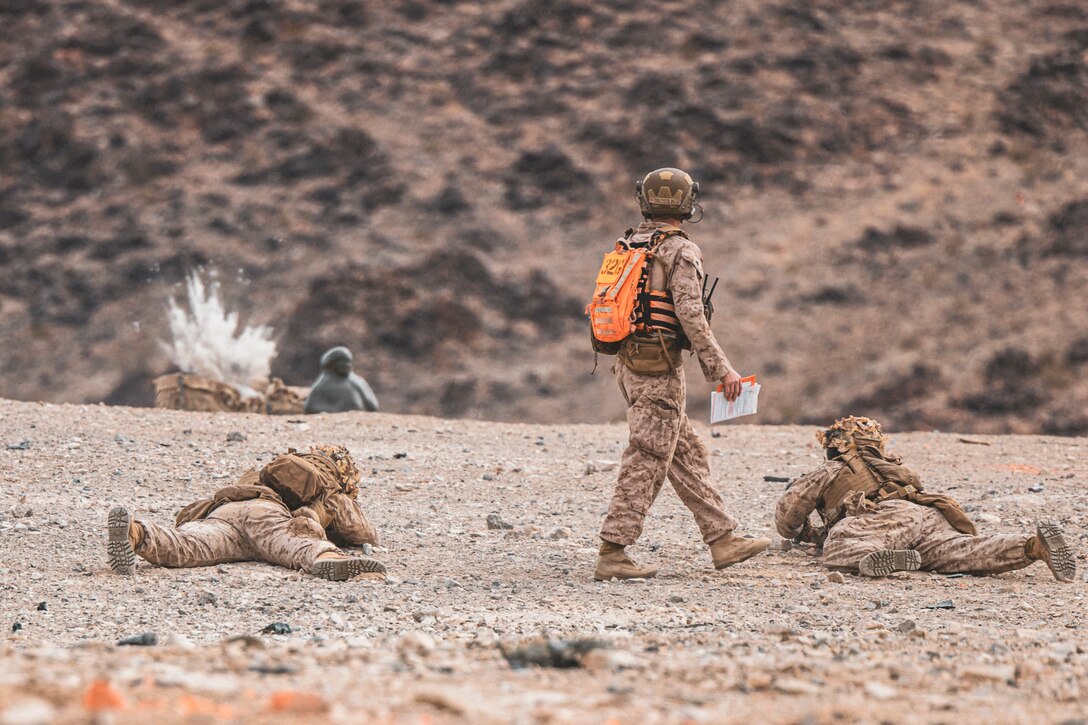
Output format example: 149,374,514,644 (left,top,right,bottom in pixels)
710,533,771,570
311,551,386,581
594,541,658,581
1027,522,1075,583
858,549,921,577
107,506,142,576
